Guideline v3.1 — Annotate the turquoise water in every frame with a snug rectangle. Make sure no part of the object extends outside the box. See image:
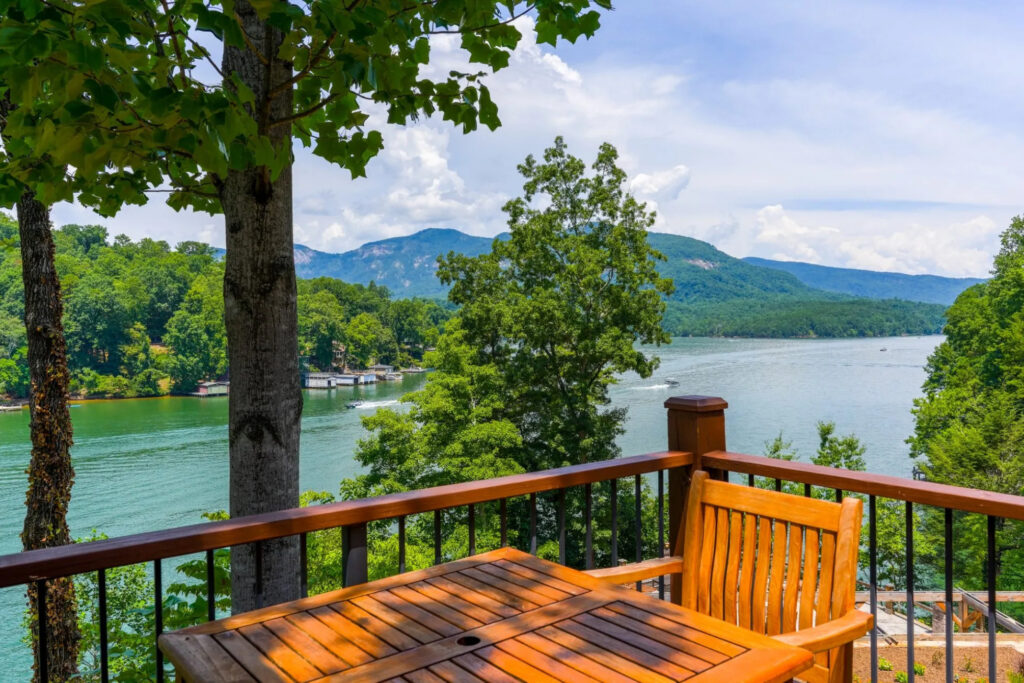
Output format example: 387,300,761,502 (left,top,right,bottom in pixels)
0,336,940,676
